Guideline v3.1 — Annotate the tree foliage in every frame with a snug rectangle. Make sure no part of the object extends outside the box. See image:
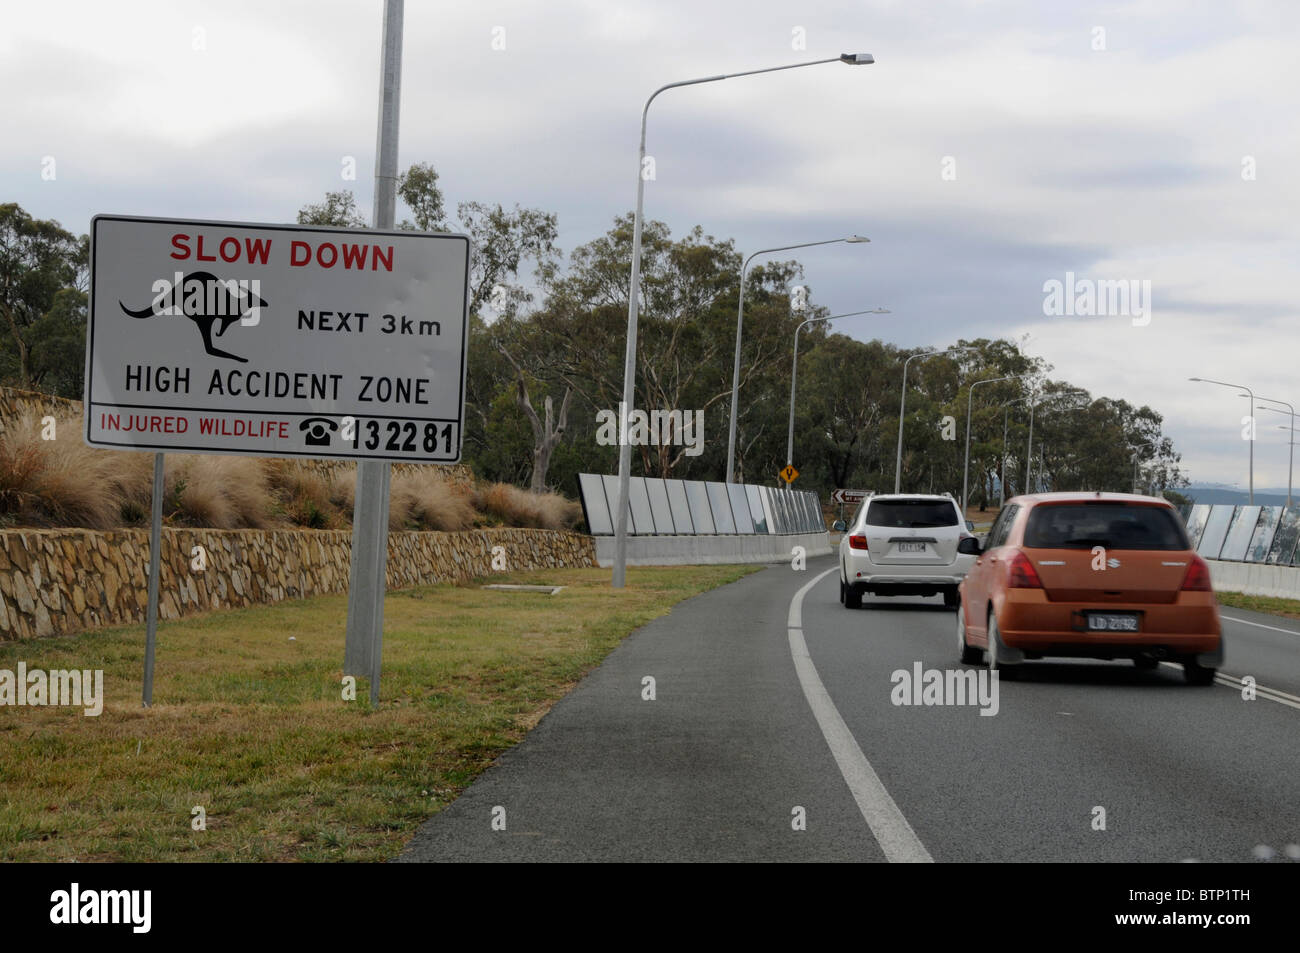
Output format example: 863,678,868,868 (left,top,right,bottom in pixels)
0,203,86,397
